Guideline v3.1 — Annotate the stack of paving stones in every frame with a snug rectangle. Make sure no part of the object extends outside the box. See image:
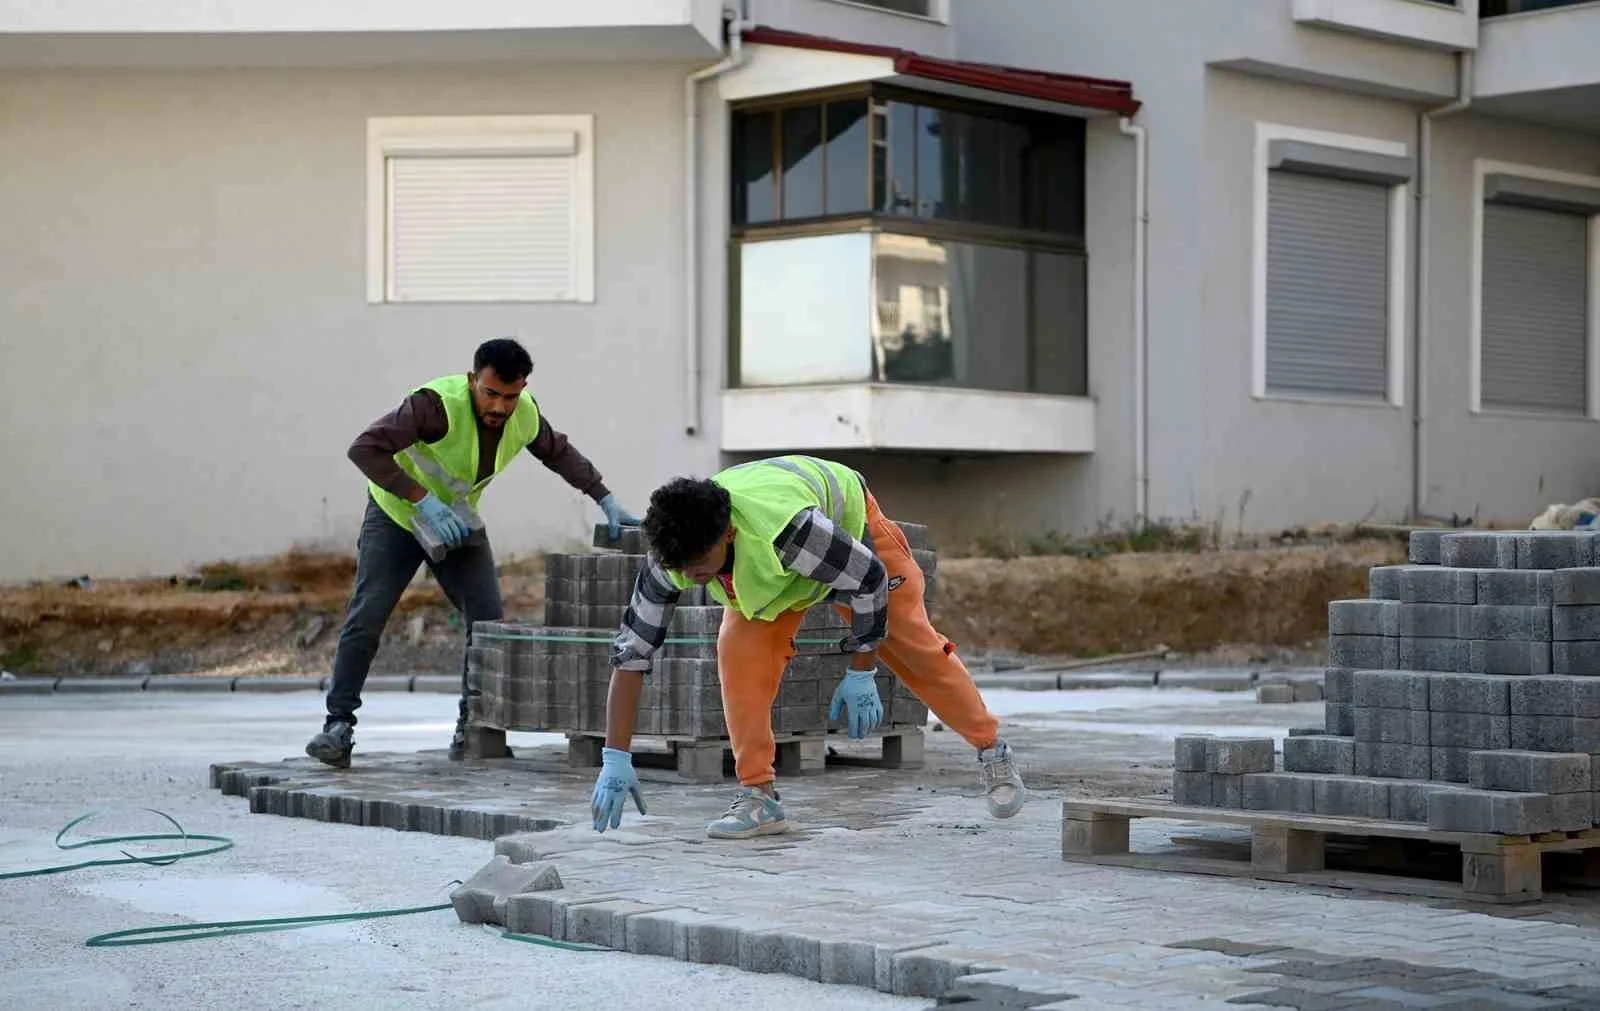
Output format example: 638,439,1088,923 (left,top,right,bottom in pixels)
467,522,937,744
1173,529,1600,837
